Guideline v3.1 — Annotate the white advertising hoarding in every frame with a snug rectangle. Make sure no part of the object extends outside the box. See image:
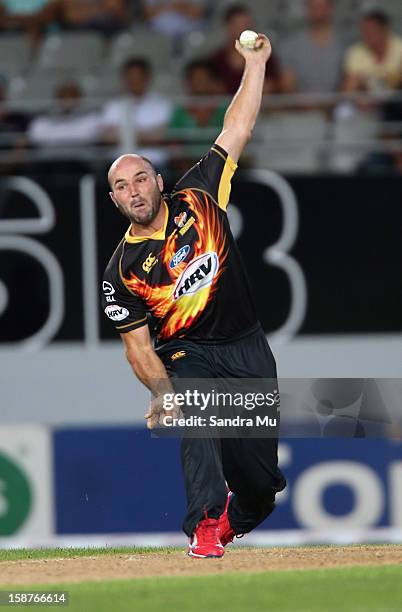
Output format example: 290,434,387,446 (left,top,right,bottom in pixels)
0,426,53,542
